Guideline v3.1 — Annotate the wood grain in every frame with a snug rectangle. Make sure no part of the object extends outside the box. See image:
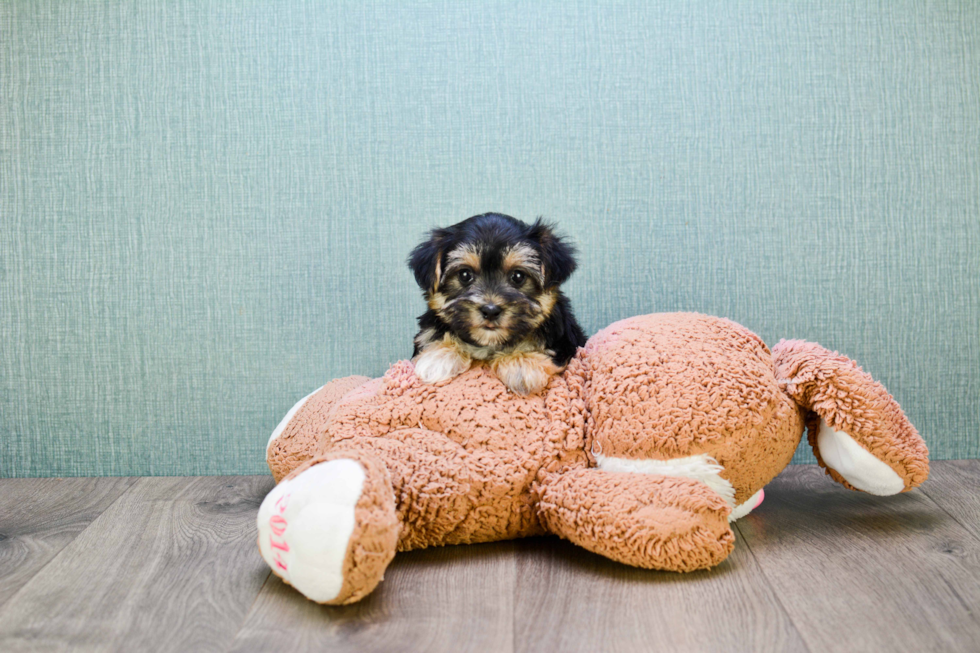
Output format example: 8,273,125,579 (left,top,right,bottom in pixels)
737,464,980,652
0,477,138,610
0,476,275,653
229,540,516,653
918,459,980,543
514,533,807,653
